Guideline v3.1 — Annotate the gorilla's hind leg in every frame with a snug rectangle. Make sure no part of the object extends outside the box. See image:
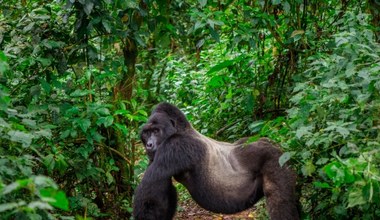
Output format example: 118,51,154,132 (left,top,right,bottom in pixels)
237,138,299,220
